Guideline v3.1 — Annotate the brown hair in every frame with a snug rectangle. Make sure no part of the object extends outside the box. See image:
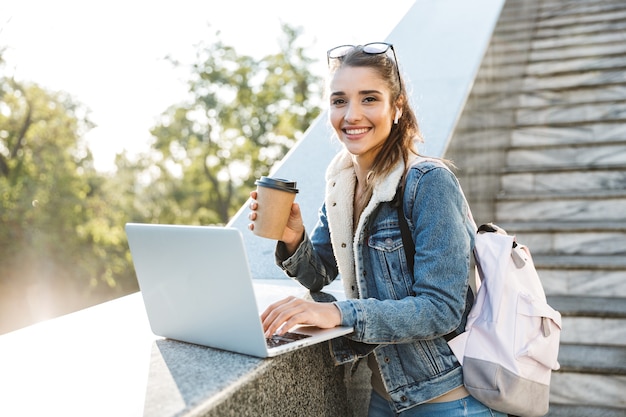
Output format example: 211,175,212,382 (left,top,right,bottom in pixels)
328,45,423,199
